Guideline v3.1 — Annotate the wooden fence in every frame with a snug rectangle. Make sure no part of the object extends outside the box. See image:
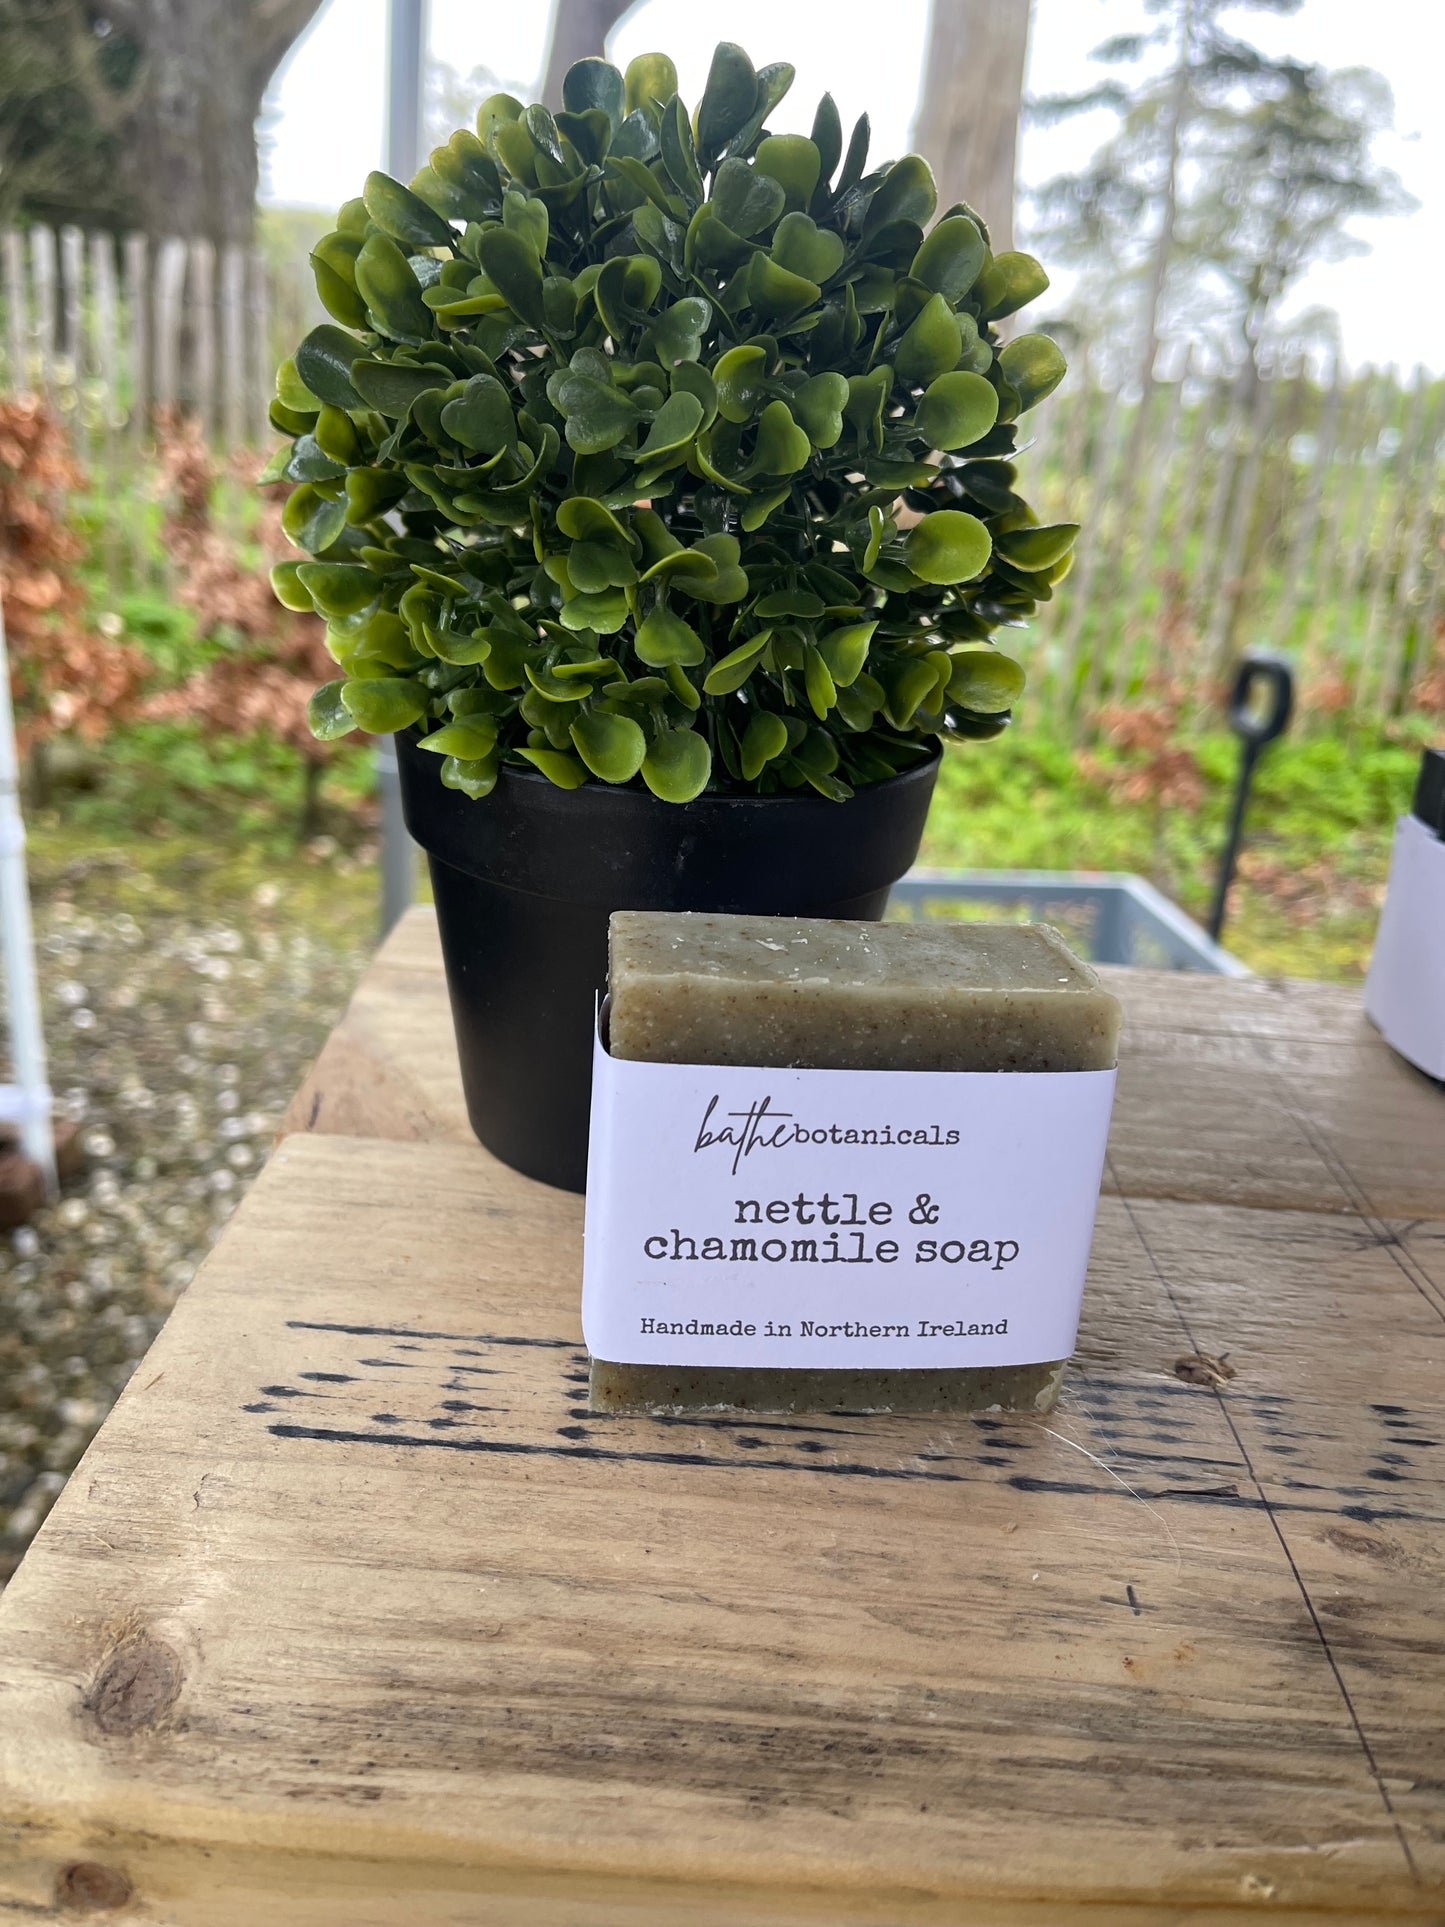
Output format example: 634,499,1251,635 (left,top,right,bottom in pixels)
0,225,317,455
1016,356,1445,733
2,220,1443,733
